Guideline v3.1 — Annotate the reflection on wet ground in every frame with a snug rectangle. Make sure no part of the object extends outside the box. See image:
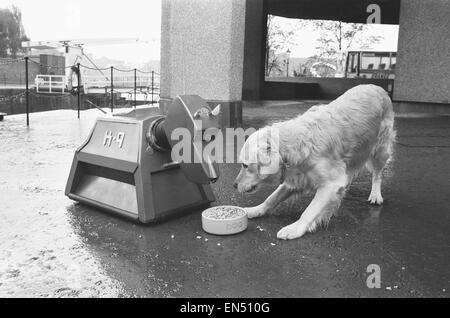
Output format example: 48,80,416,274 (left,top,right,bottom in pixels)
0,104,449,297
